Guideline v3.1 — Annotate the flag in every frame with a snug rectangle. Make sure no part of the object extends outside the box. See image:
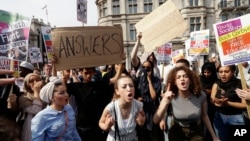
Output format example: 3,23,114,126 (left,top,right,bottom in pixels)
77,0,87,23
42,5,47,9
